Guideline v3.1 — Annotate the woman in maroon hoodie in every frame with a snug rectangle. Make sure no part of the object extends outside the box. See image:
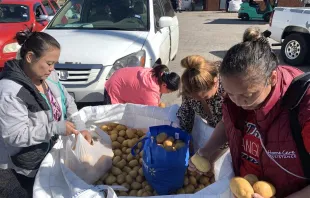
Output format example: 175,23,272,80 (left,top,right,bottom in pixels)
189,32,310,197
